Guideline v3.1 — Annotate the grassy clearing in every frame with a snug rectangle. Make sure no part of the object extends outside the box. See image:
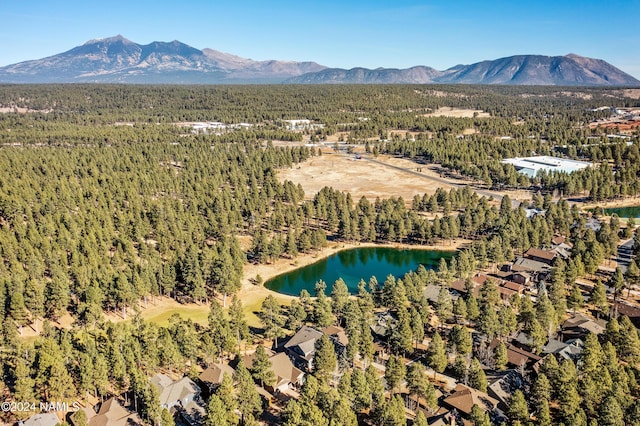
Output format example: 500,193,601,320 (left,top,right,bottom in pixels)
242,293,293,329
140,305,210,327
